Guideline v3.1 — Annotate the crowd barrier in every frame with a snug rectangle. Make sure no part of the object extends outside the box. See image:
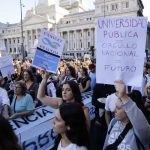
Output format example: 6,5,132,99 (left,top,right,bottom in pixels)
9,91,95,150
